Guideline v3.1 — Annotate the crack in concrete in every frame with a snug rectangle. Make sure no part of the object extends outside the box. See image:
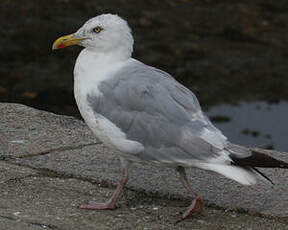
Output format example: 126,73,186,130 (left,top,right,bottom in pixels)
0,214,15,221
17,142,101,159
0,159,115,188
0,142,101,160
0,214,61,230
2,174,37,184
25,220,62,230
